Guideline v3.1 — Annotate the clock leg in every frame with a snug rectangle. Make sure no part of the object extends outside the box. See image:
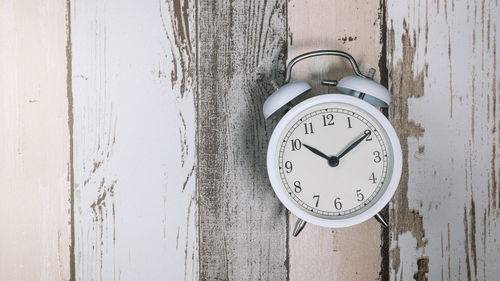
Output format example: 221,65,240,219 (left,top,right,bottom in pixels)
293,218,307,237
374,212,388,227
